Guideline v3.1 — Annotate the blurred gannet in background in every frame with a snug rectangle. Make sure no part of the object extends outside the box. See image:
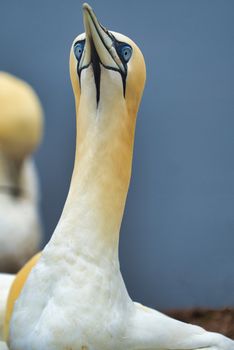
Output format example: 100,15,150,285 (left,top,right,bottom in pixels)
2,3,234,350
0,72,43,273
